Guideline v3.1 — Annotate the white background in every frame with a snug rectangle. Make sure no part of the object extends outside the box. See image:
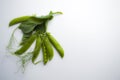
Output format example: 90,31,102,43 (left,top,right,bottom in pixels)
0,0,120,80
